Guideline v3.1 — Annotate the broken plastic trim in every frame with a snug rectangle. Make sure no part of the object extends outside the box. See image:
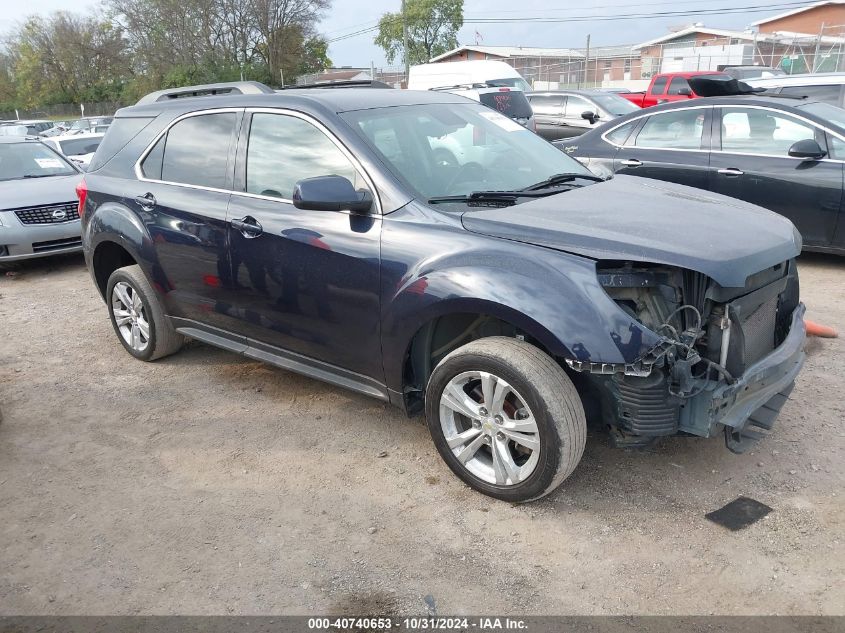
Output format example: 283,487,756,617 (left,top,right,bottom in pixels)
565,339,673,377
